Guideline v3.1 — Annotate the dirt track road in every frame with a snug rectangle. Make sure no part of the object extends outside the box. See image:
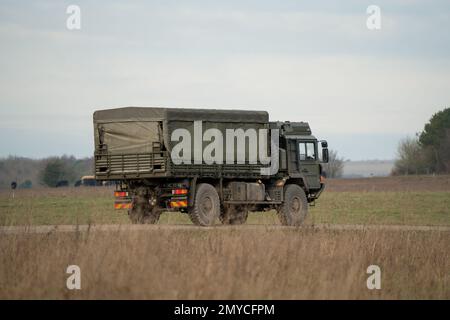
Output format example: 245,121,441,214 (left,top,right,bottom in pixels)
1,224,449,235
